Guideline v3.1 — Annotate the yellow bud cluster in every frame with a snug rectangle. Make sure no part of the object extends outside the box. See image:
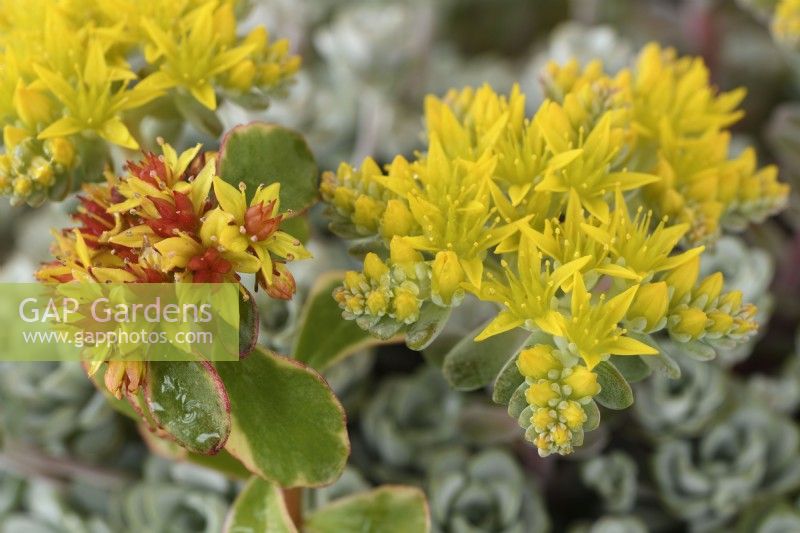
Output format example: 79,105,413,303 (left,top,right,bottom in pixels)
321,158,398,236
773,0,800,48
663,265,758,344
334,251,425,331
0,132,76,206
516,344,601,456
